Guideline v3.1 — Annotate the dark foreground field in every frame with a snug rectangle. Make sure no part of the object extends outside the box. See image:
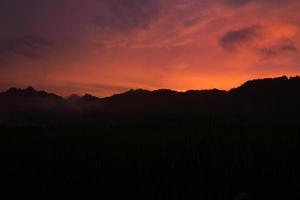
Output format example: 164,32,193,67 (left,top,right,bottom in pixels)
1,113,299,199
